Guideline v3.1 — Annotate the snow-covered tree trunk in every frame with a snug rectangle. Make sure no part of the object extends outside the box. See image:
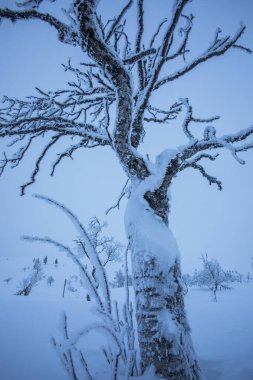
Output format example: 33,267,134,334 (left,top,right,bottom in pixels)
125,180,201,379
